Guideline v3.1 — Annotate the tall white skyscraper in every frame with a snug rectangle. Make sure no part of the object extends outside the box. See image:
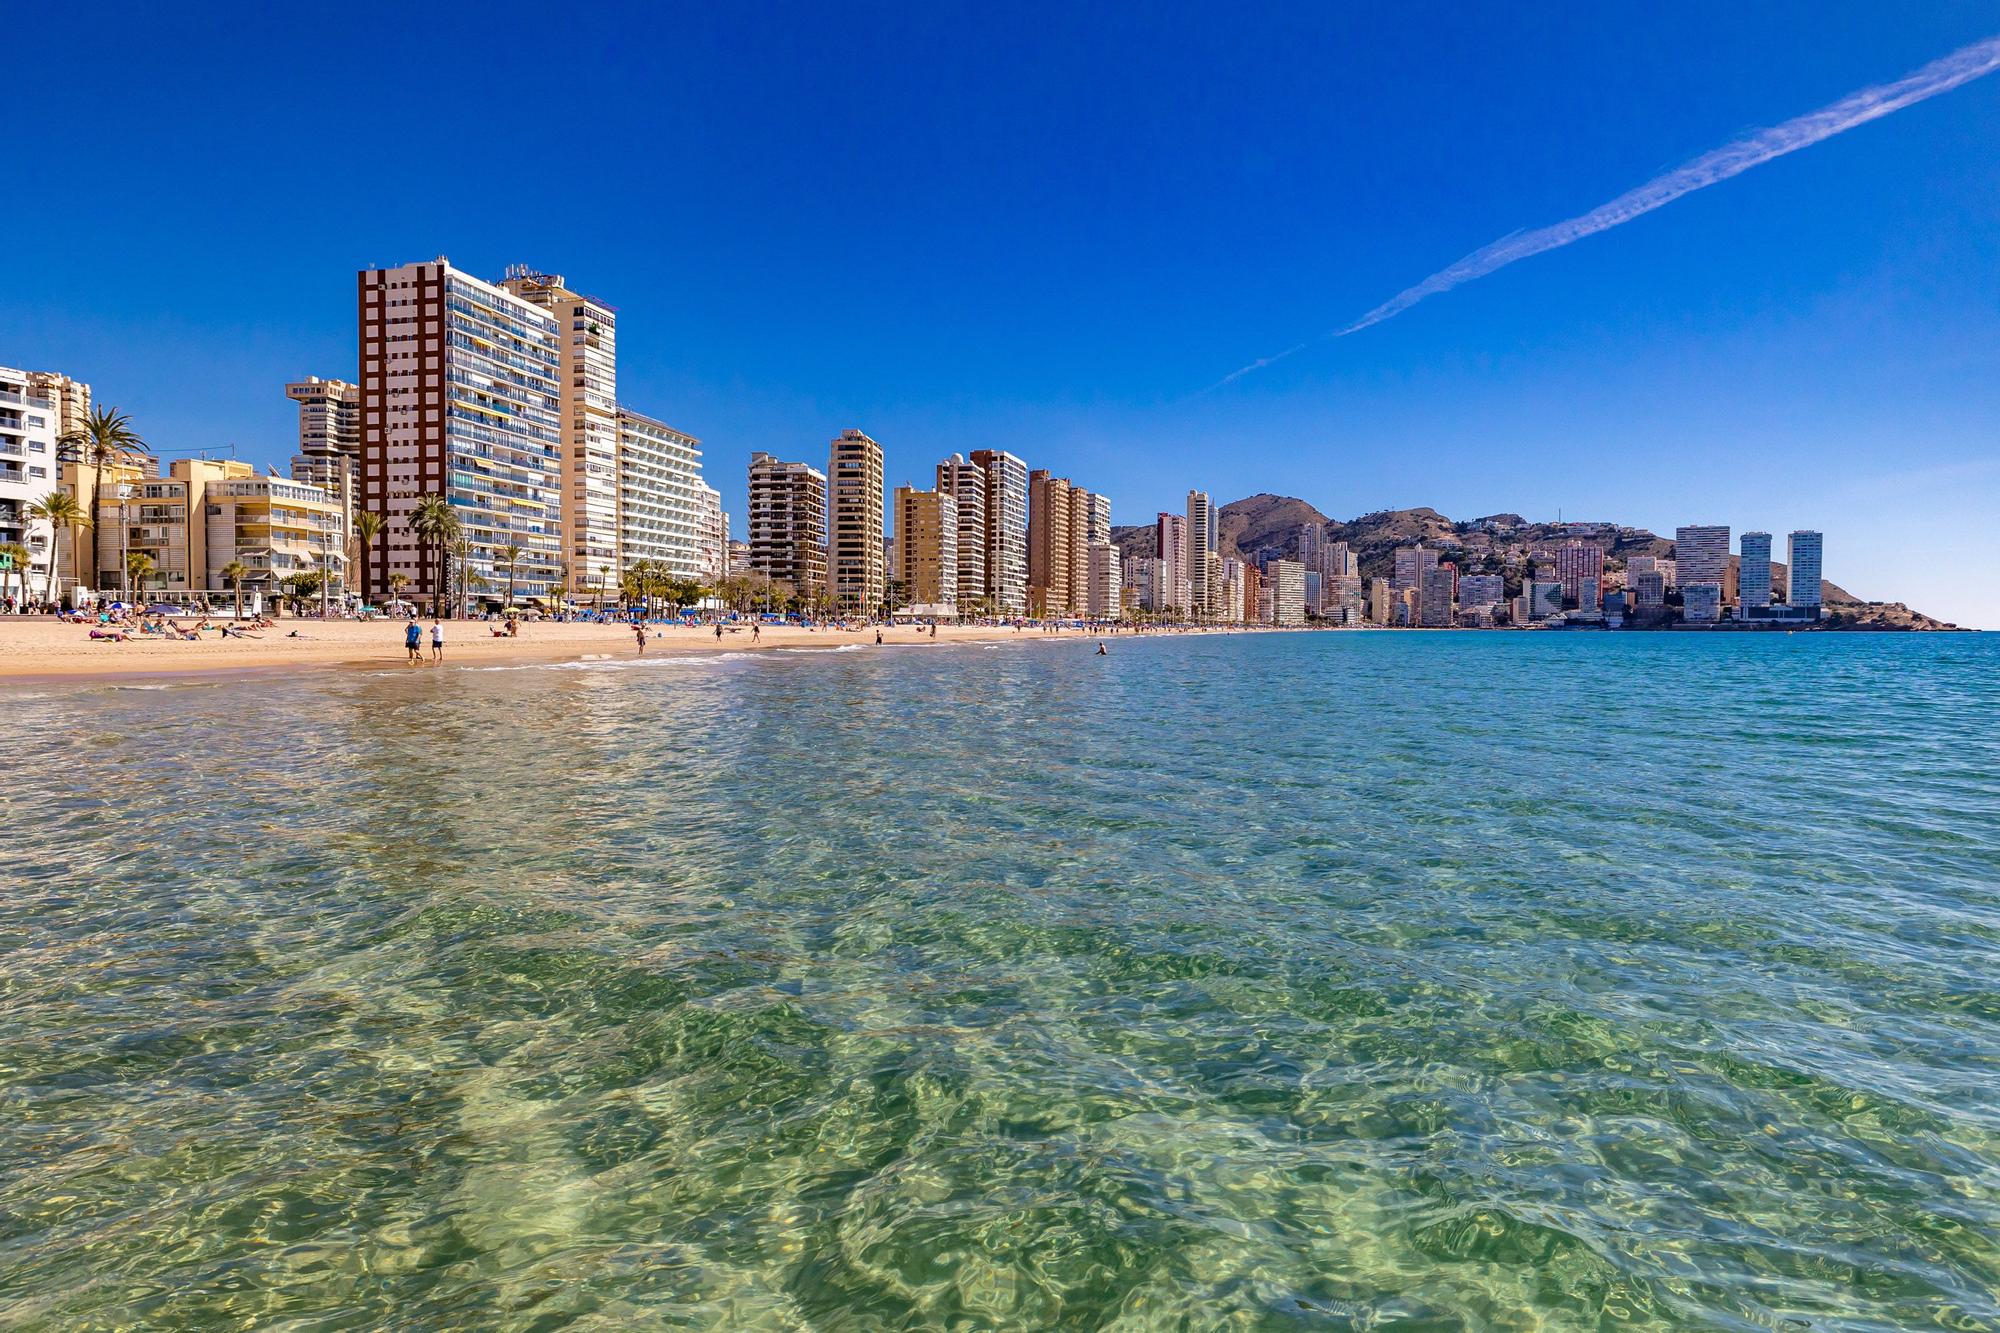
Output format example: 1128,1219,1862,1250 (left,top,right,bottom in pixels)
1740,532,1772,615
1787,530,1823,611
969,449,1027,614
1186,489,1218,618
